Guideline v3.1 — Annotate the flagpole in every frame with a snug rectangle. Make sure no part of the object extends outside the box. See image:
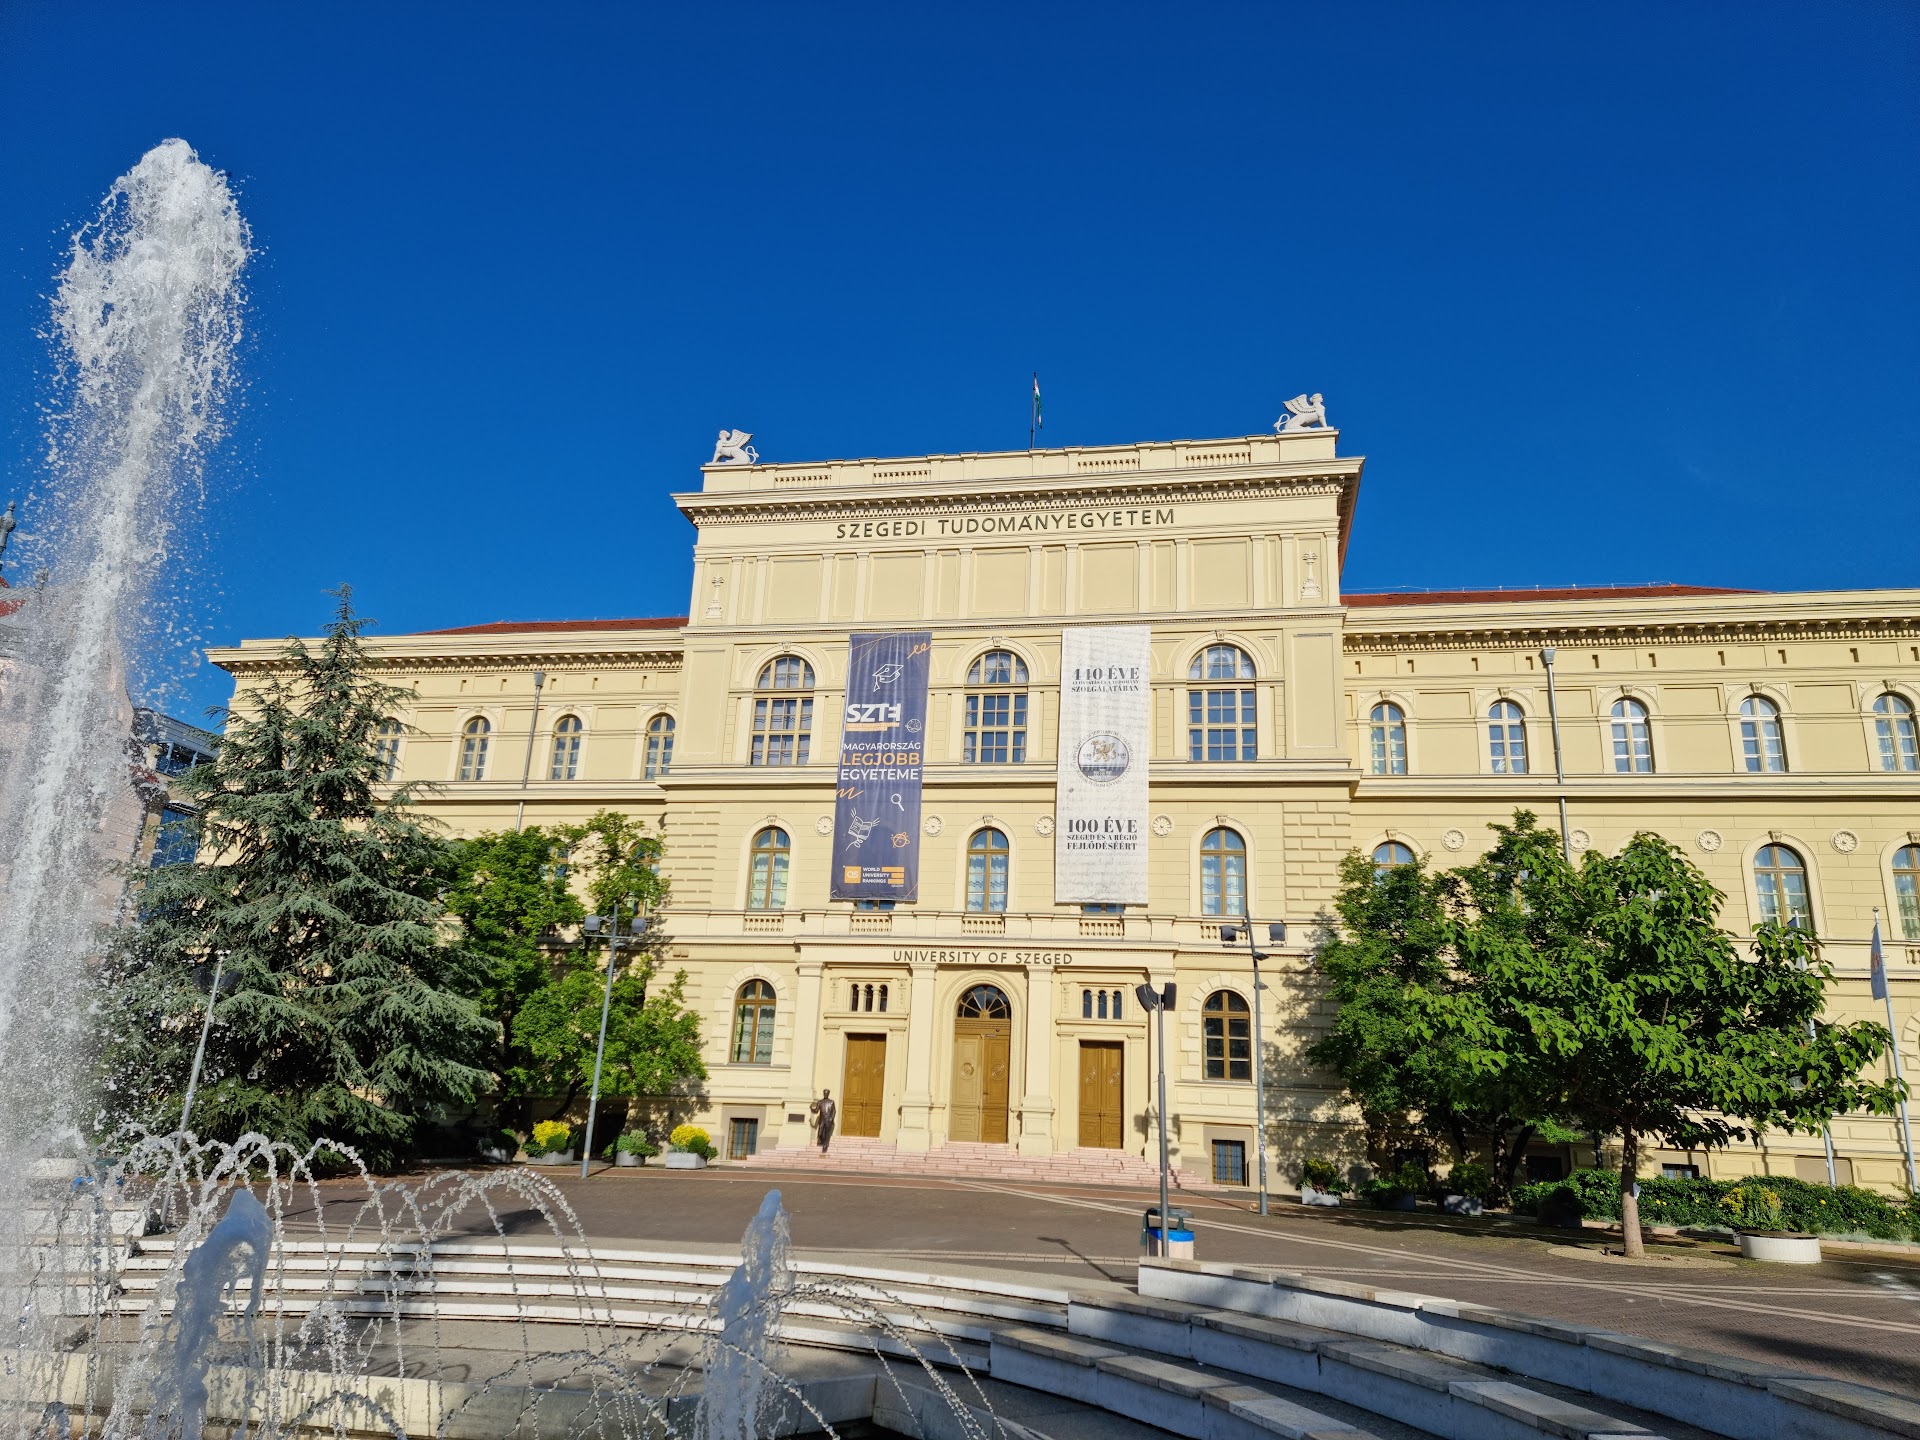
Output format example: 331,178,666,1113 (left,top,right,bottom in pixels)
1876,909,1919,1194
1029,372,1037,451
